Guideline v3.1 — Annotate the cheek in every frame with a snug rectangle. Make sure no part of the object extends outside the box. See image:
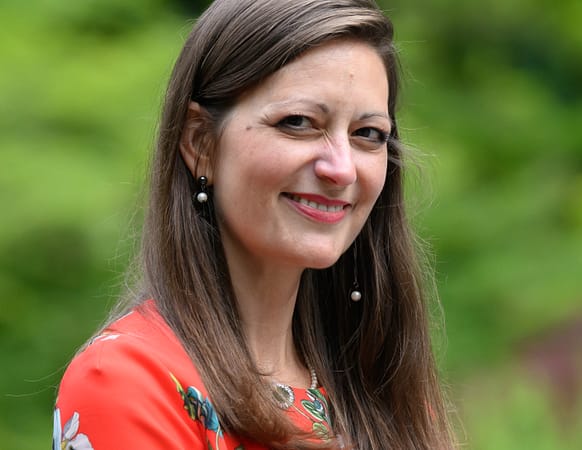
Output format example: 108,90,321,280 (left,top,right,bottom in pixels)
213,146,284,215
362,154,388,204
239,160,287,209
